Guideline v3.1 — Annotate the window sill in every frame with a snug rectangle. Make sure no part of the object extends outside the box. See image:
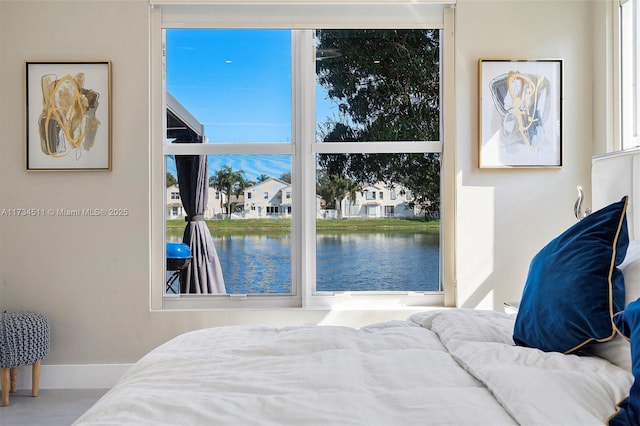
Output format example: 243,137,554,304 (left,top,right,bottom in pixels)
159,292,445,311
